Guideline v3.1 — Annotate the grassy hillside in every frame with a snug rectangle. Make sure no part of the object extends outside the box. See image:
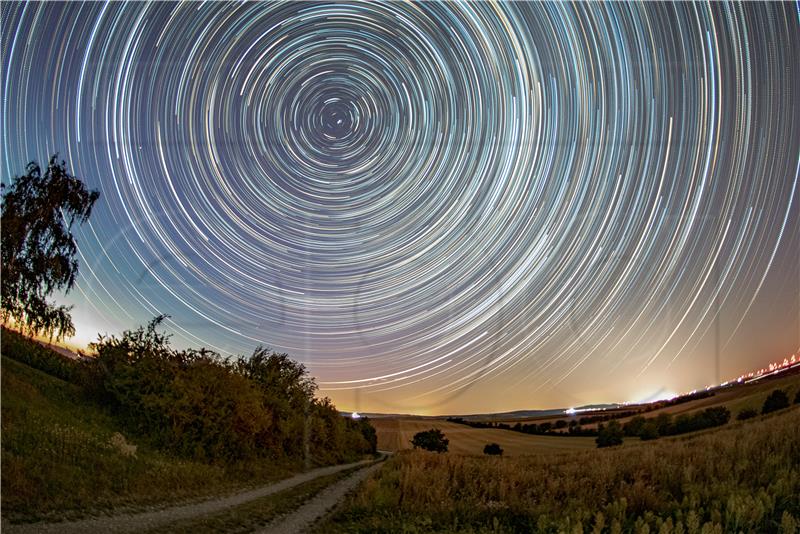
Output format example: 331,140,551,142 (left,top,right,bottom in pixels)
489,369,800,430
371,418,594,455
1,326,375,523
321,406,800,533
1,354,301,522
